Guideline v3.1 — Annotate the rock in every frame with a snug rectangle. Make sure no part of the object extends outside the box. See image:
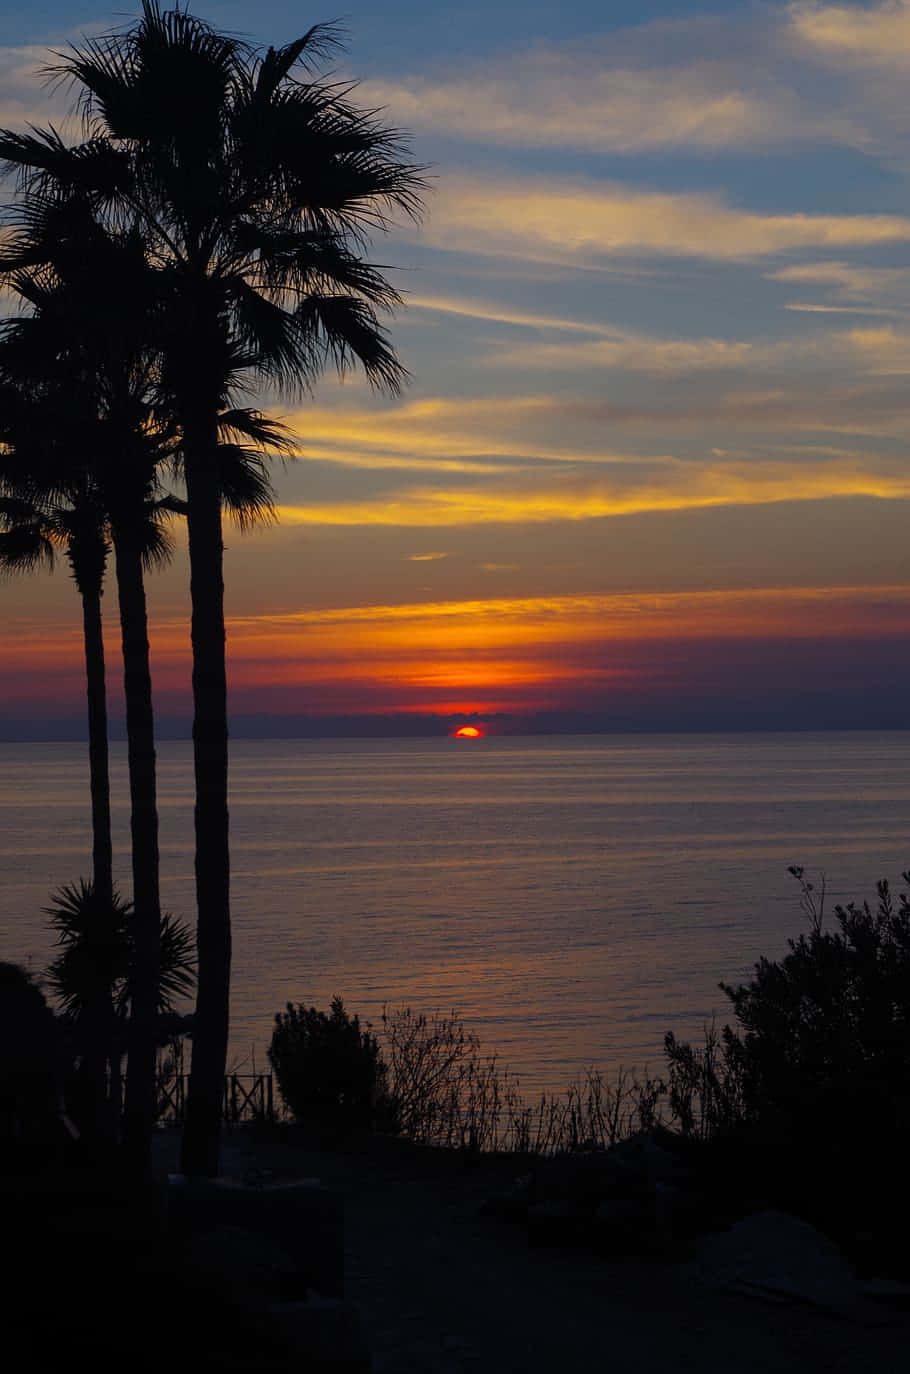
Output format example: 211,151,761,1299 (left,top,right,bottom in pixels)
182,1224,306,1301
479,1173,532,1222
591,1196,658,1255
527,1200,594,1248
857,1277,910,1309
530,1152,621,1207
168,1174,344,1297
696,1210,886,1320
266,1296,372,1373
529,1135,694,1212
602,1133,692,1192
